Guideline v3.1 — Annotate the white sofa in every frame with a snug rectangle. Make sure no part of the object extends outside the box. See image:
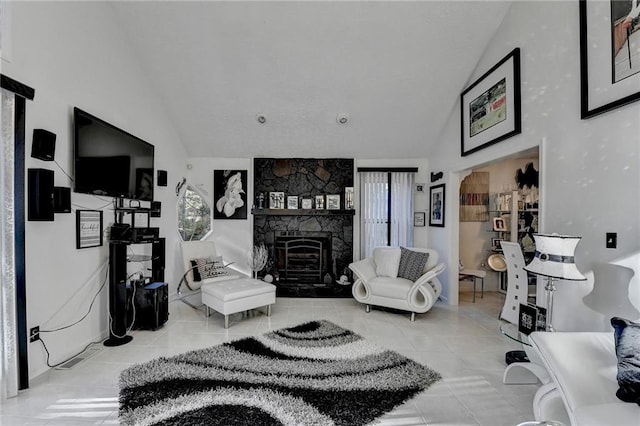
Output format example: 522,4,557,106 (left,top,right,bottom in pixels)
529,331,640,426
349,247,446,321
